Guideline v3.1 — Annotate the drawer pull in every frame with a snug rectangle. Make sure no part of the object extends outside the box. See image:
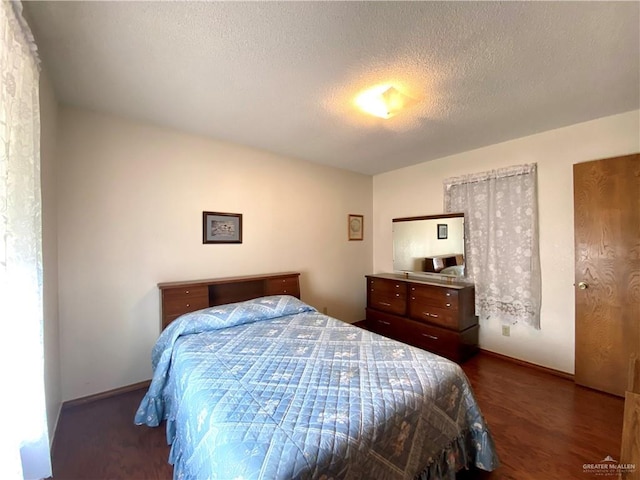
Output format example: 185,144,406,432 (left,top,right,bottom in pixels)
423,312,439,318
186,303,190,307
377,320,391,325
422,333,439,340
185,290,189,294
446,303,451,307
430,313,439,318
446,293,451,297
395,293,399,297
379,301,391,306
